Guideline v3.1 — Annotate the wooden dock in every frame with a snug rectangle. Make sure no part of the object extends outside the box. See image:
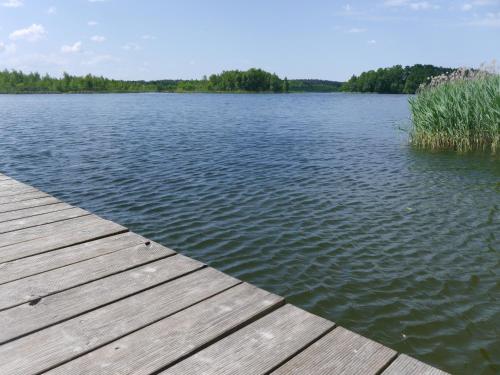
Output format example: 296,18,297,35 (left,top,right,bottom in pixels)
0,172,449,374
